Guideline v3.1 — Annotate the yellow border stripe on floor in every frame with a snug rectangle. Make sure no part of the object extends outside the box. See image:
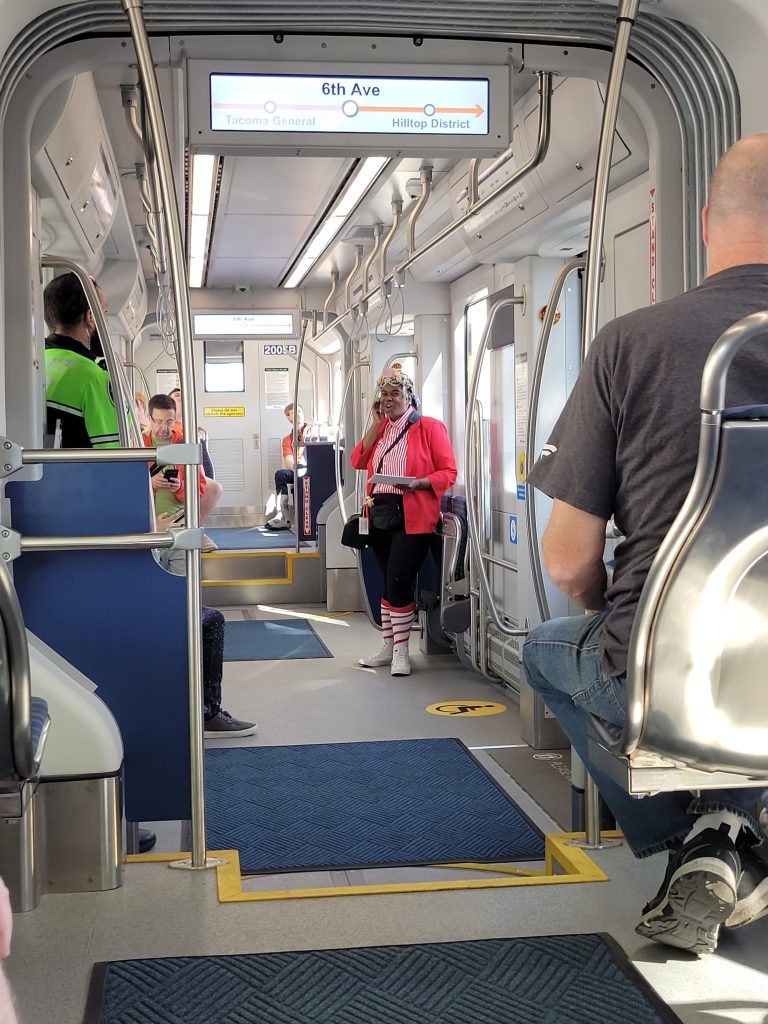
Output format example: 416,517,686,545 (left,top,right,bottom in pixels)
127,833,617,901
